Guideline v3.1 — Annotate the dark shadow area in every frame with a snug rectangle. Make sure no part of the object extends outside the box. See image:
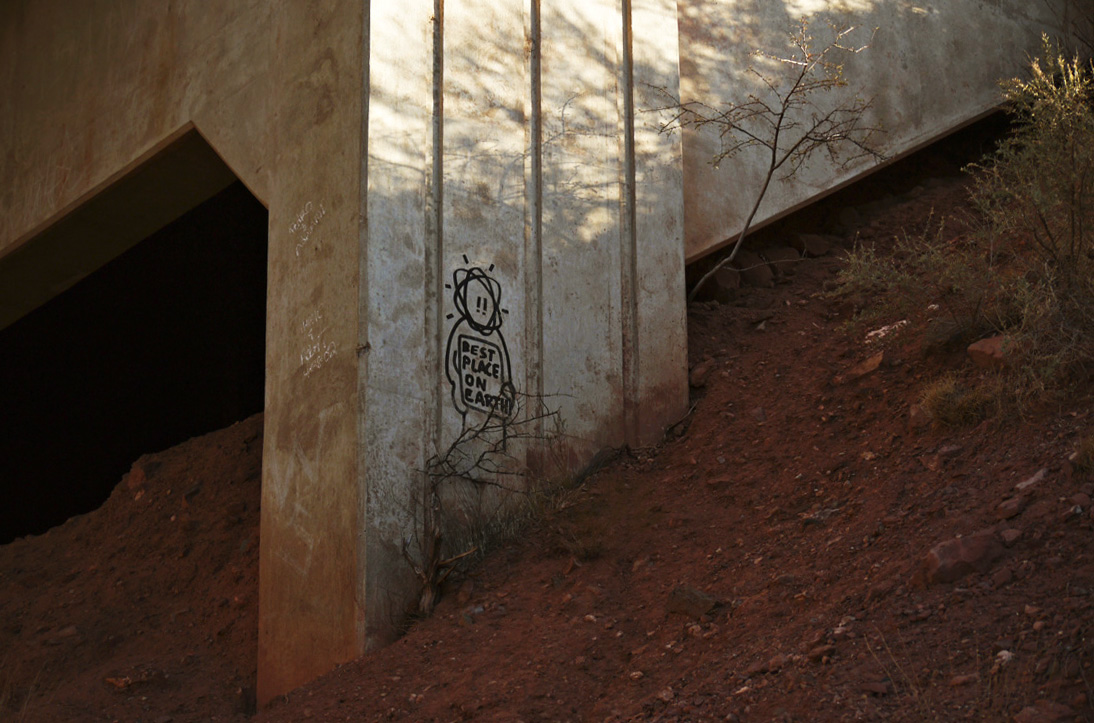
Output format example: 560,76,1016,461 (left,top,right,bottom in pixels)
0,181,267,543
